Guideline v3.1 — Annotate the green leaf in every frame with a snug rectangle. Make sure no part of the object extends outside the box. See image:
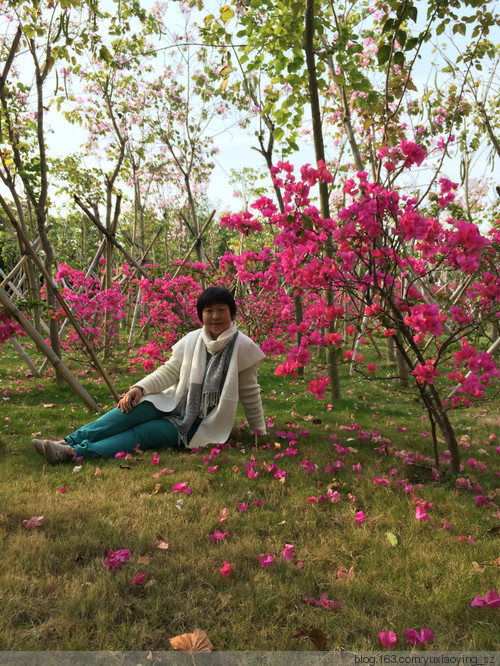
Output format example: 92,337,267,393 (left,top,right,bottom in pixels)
377,43,392,65
393,51,405,68
220,5,235,24
407,6,418,22
386,532,398,547
273,126,285,142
